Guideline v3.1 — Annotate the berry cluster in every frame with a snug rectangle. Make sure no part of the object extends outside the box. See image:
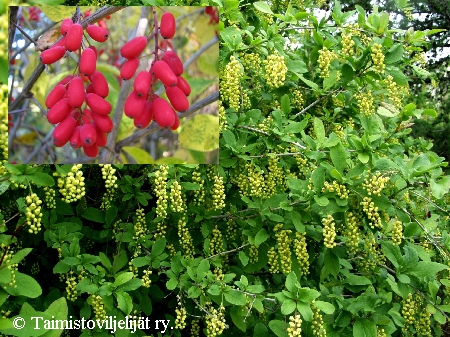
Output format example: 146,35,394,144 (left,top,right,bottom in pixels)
28,7,42,21
41,17,112,158
122,11,191,131
25,192,43,234
263,51,288,88
190,319,200,337
322,215,337,249
401,293,416,326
